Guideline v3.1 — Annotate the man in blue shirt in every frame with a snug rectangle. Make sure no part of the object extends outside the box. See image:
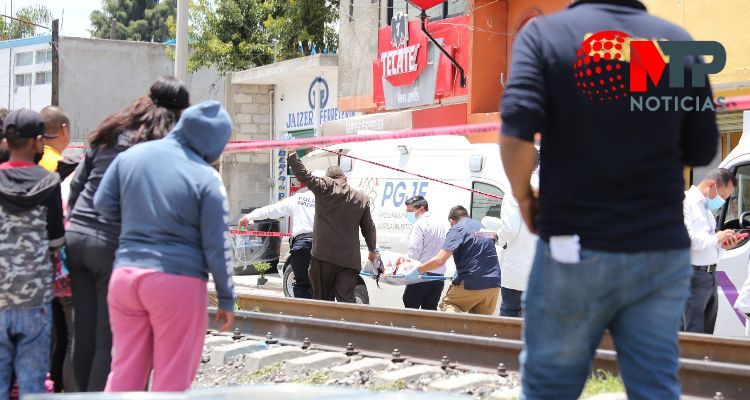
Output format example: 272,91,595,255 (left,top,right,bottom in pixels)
408,205,500,315
500,1,718,398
